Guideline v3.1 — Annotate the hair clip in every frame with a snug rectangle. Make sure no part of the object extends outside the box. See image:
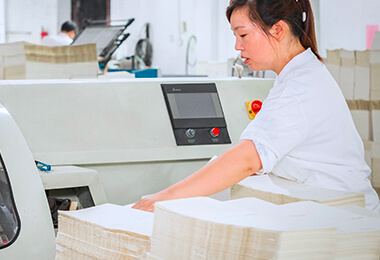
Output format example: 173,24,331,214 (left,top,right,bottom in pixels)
302,11,307,22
